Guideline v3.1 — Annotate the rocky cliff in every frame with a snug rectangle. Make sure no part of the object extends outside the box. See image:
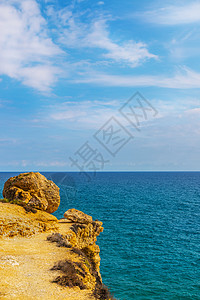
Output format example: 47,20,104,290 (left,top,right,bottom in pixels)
0,172,114,300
